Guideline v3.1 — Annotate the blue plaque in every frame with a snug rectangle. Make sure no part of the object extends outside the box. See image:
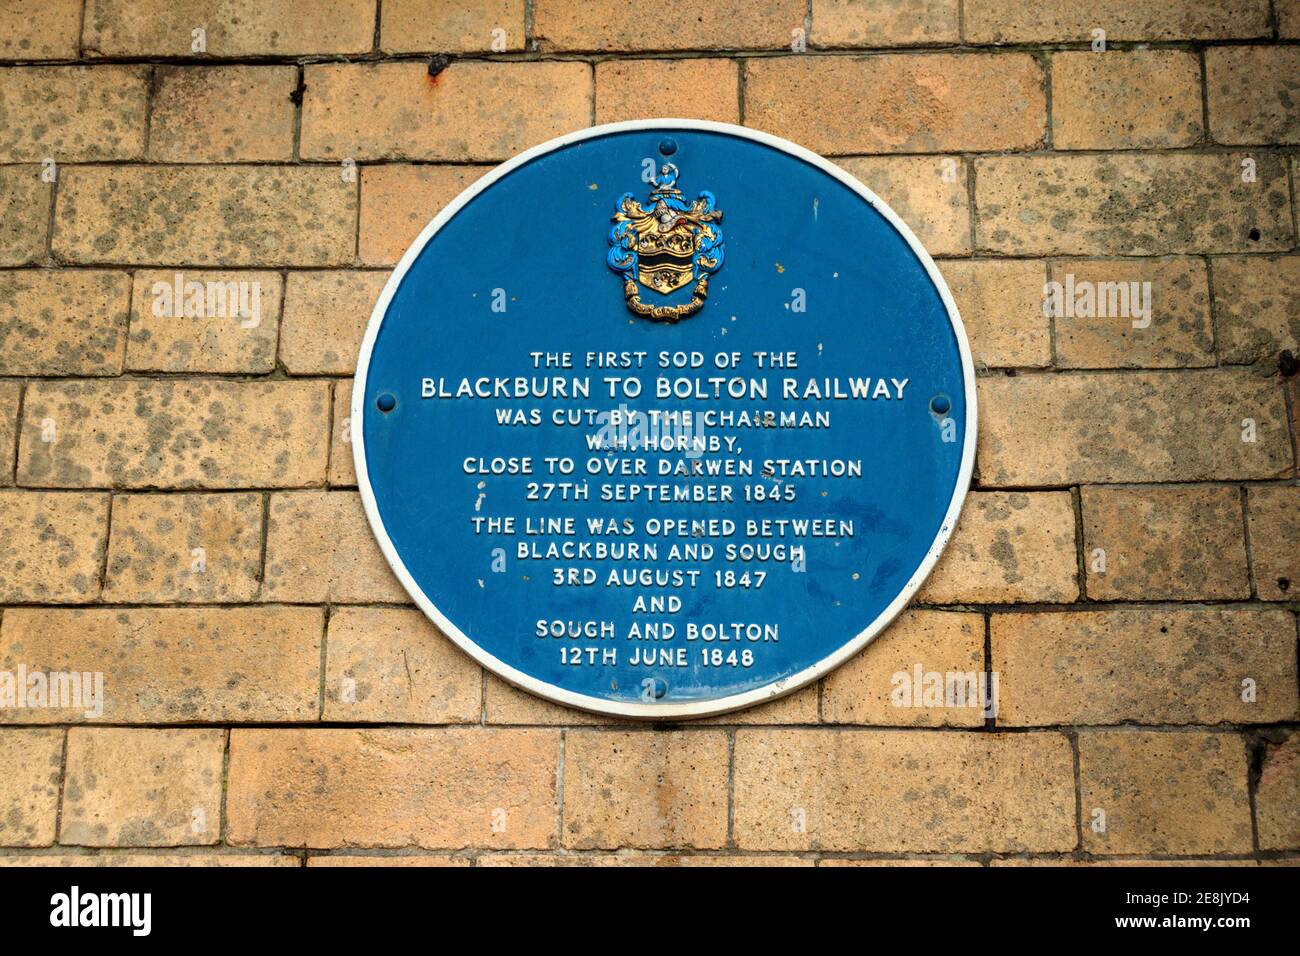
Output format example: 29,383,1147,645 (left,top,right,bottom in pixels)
354,121,975,718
